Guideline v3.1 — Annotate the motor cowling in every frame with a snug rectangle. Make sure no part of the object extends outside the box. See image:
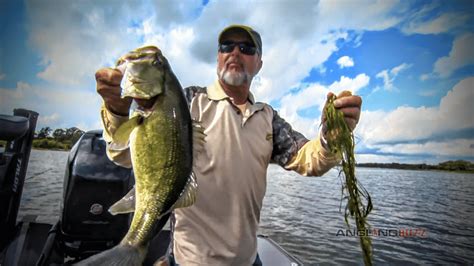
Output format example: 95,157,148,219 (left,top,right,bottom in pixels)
60,129,134,258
